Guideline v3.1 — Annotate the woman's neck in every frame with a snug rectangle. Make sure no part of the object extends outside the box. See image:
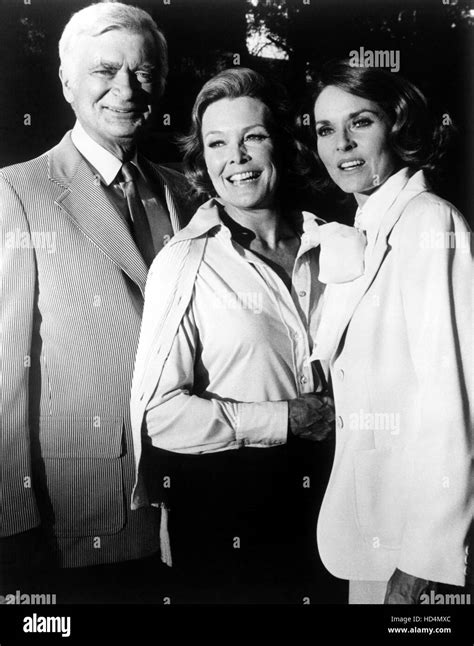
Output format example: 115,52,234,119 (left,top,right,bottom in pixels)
354,165,404,207
222,203,292,249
